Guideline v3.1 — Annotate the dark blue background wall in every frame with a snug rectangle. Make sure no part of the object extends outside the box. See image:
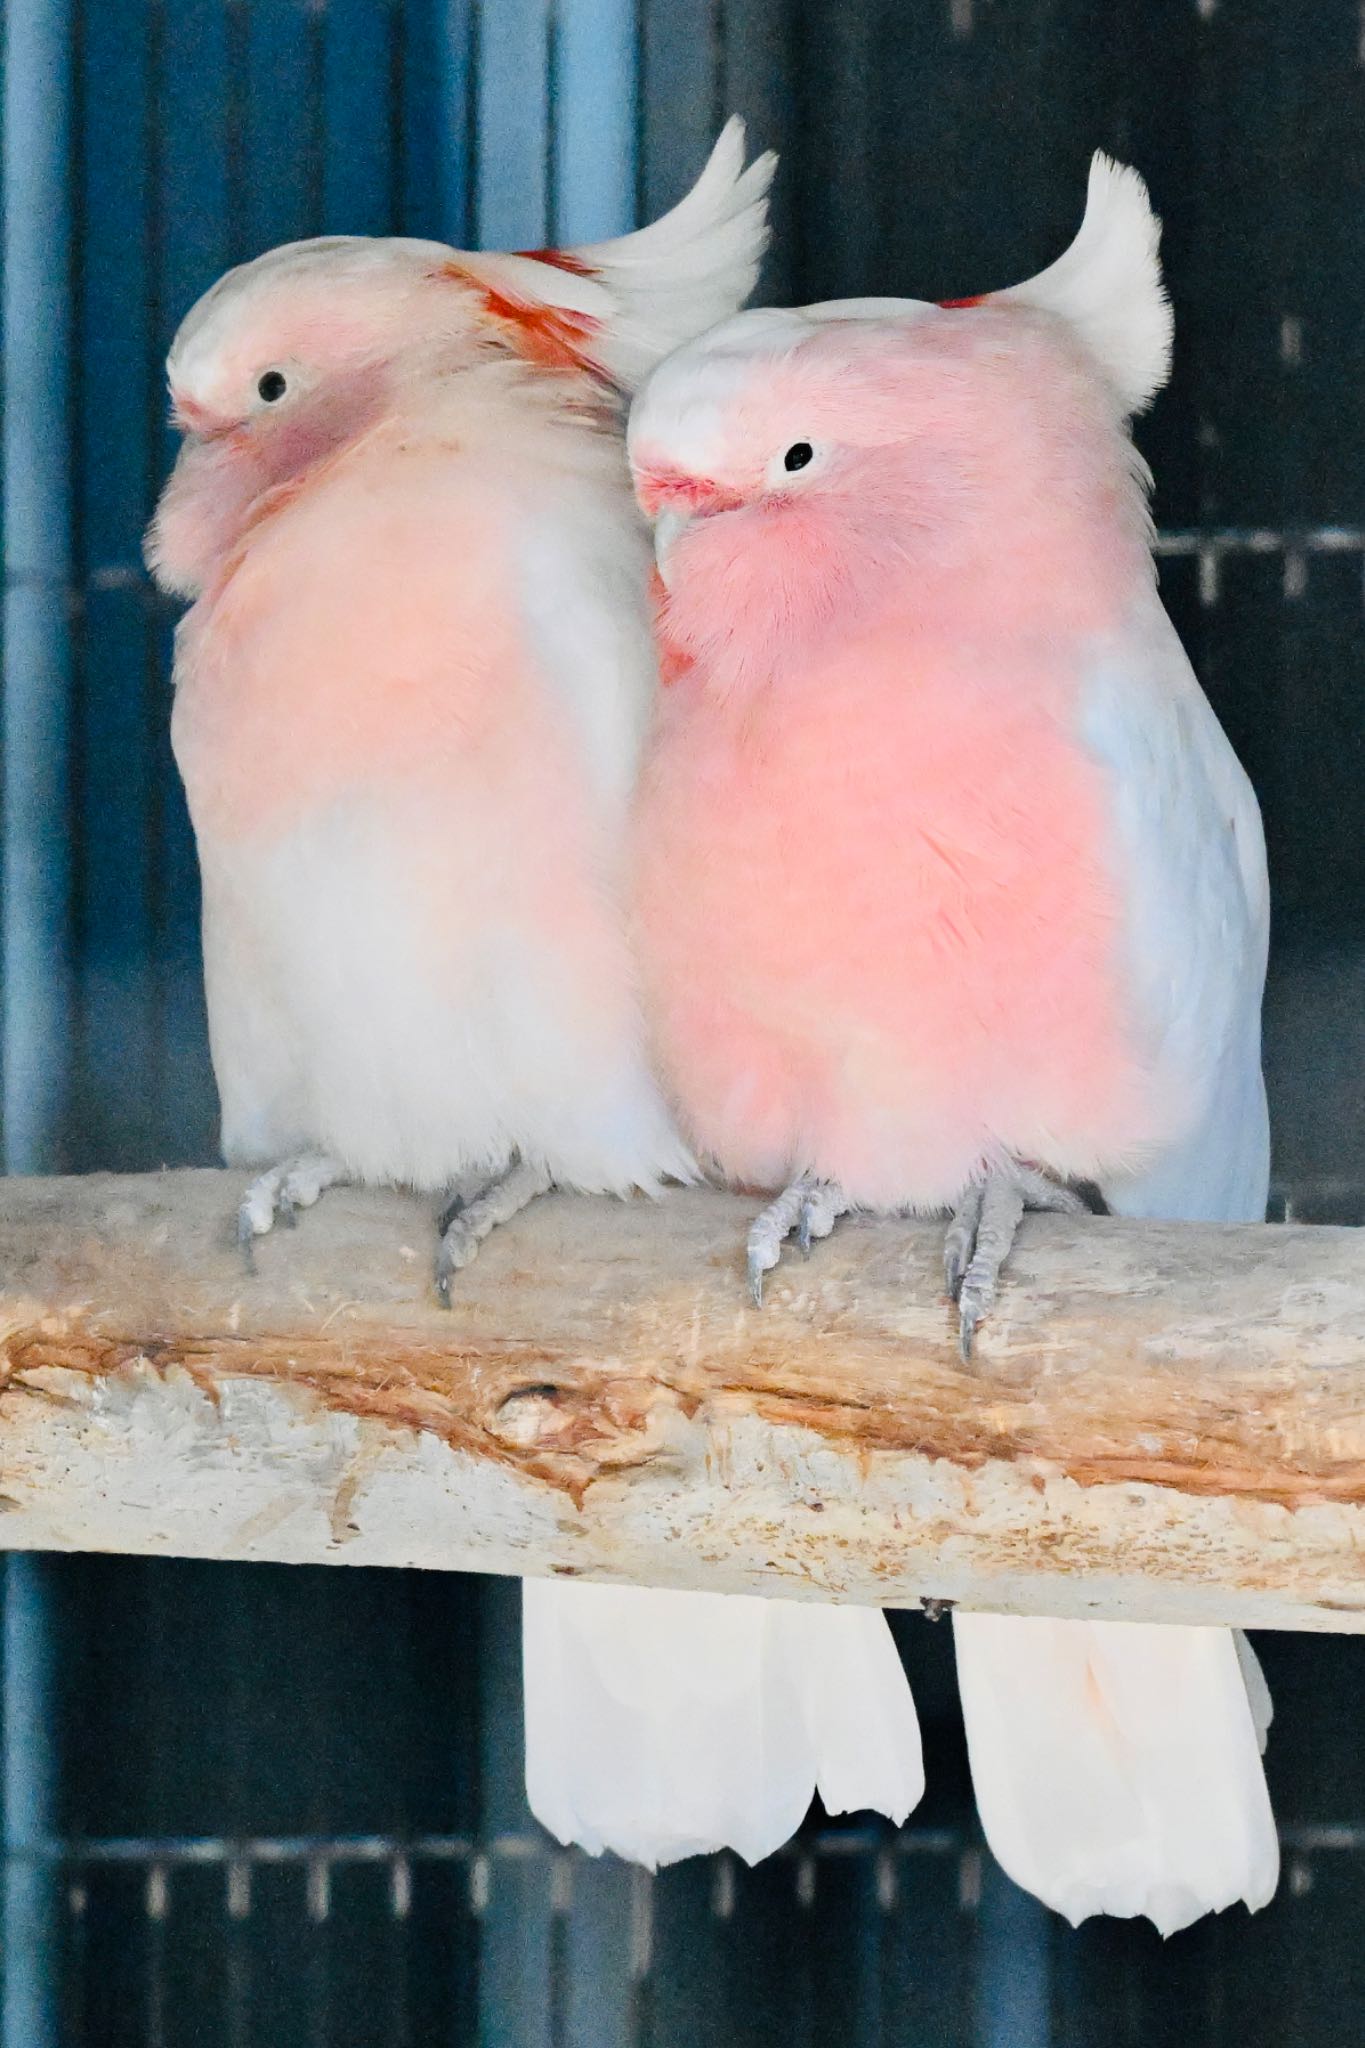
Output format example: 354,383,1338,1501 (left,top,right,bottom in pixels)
3,2,1365,2042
